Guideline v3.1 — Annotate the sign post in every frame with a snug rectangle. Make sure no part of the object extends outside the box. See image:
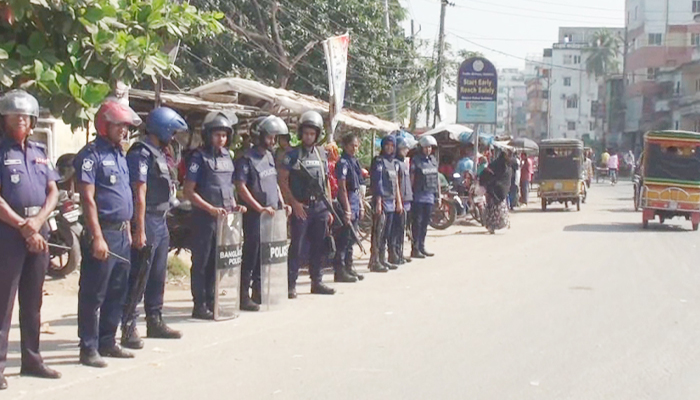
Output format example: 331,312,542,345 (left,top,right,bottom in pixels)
456,57,498,175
